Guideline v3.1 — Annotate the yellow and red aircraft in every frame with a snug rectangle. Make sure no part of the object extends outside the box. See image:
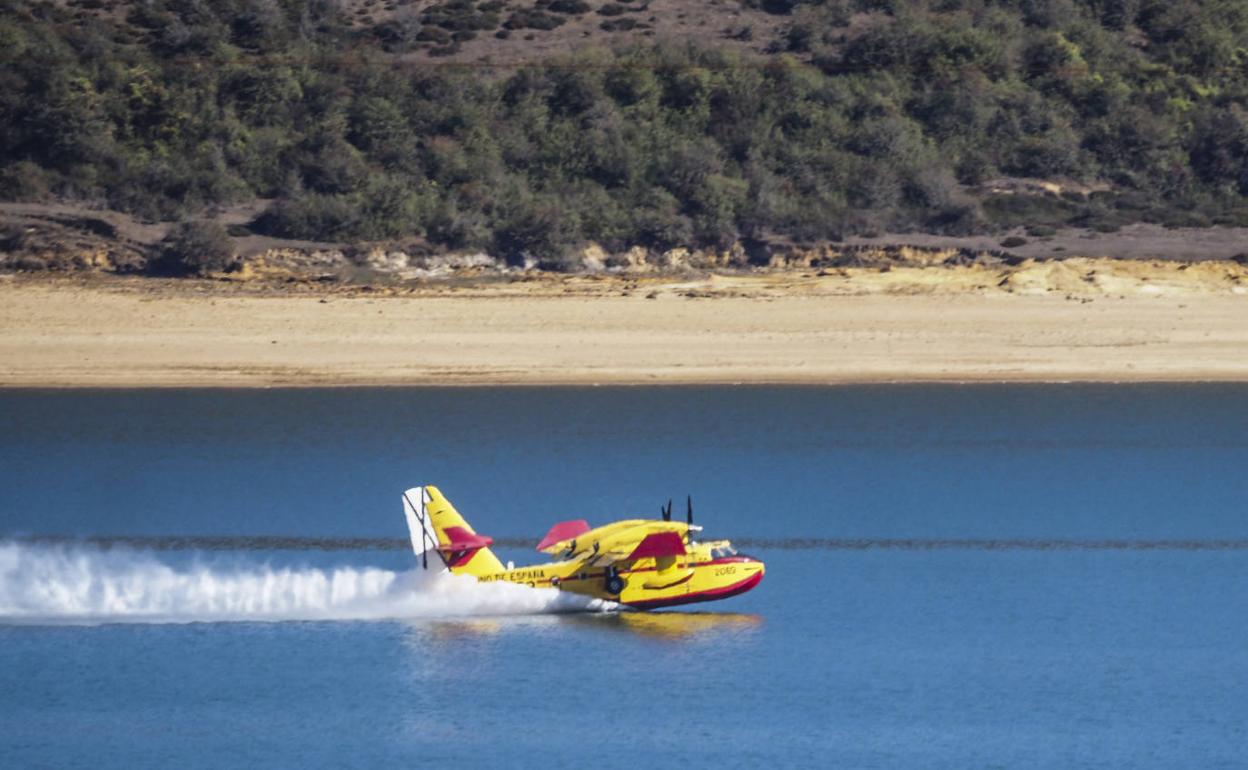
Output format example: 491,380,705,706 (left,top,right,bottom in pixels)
402,485,764,610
